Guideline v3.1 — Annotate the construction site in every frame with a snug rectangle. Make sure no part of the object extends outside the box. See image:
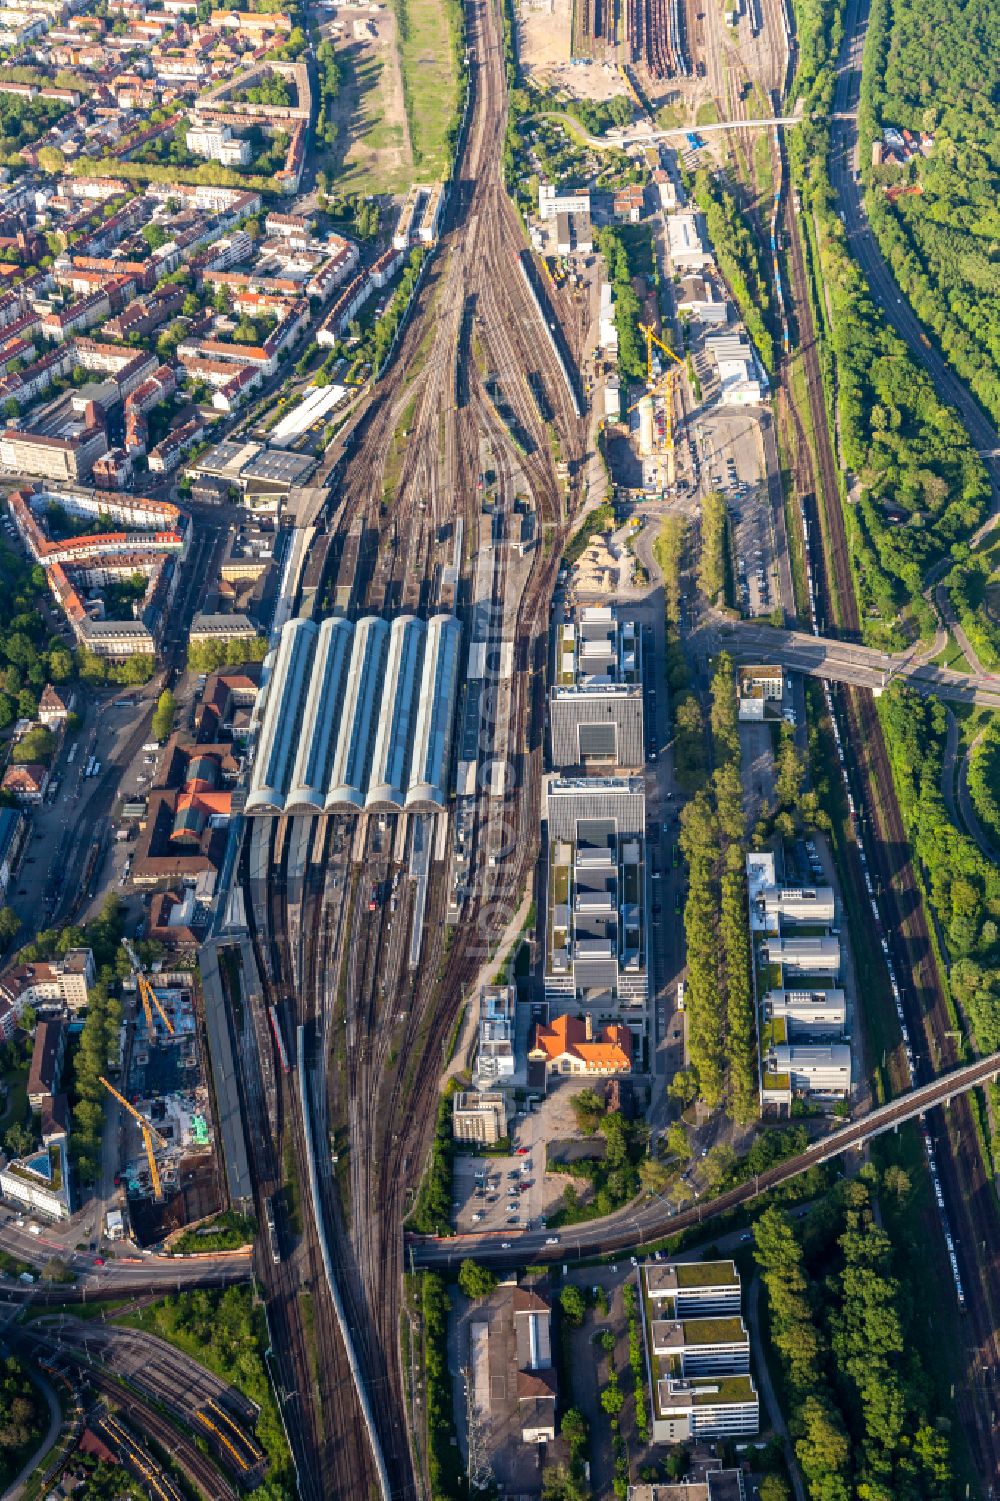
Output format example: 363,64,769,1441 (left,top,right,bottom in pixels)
632,321,685,492
104,943,220,1246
